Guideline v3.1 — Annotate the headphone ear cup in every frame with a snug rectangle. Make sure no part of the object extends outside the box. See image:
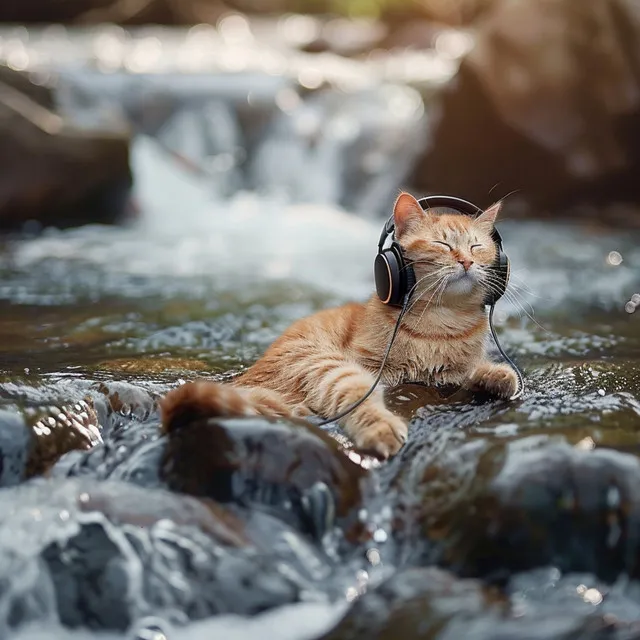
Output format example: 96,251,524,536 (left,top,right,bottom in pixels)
375,247,404,305
484,250,510,306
